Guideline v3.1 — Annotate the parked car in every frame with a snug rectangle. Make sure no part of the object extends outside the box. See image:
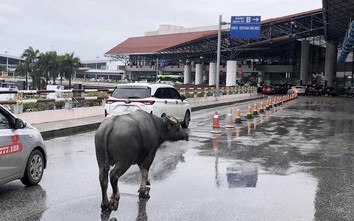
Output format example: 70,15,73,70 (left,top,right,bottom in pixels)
105,83,191,128
345,86,354,98
0,105,47,186
273,84,288,94
262,86,275,95
324,86,338,96
306,85,322,96
288,86,306,95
